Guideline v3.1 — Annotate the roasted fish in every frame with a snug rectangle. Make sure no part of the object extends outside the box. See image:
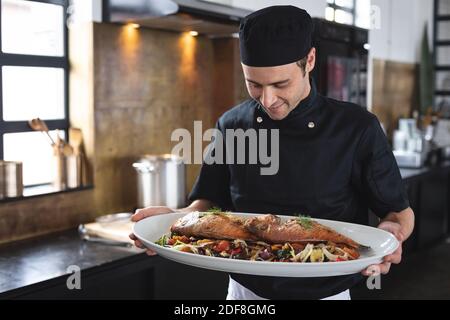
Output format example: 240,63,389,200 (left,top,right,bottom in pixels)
244,214,362,249
171,212,258,241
